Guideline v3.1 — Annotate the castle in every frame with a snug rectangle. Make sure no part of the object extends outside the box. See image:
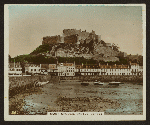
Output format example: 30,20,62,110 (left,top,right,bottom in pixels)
42,29,101,45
